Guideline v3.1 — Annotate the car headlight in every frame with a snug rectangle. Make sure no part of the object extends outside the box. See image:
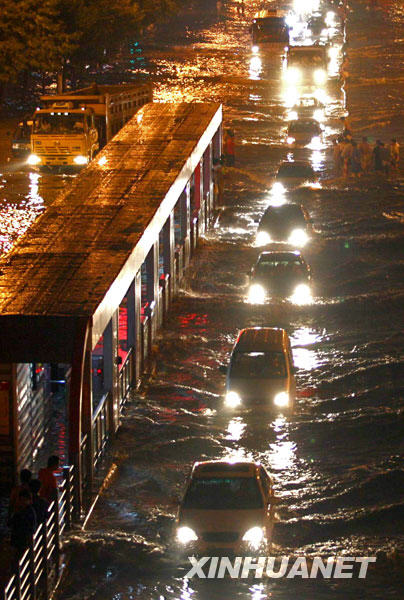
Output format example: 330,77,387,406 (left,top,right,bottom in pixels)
248,283,266,304
272,182,285,194
288,228,308,247
27,154,41,166
177,526,198,544
287,136,296,145
73,155,88,165
274,391,289,408
314,68,327,85
284,67,301,84
288,110,298,120
242,526,264,549
313,108,324,122
252,45,259,54
255,231,271,247
290,283,312,305
225,391,242,408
